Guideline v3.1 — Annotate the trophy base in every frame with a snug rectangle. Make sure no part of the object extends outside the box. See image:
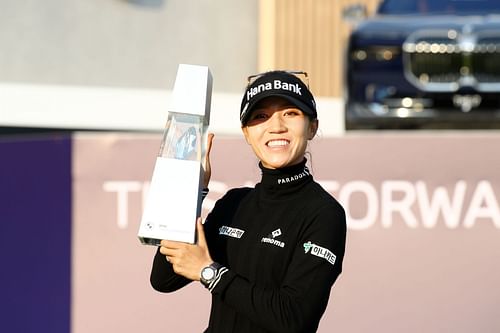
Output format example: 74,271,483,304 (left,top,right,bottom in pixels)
138,237,162,246
137,157,202,245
